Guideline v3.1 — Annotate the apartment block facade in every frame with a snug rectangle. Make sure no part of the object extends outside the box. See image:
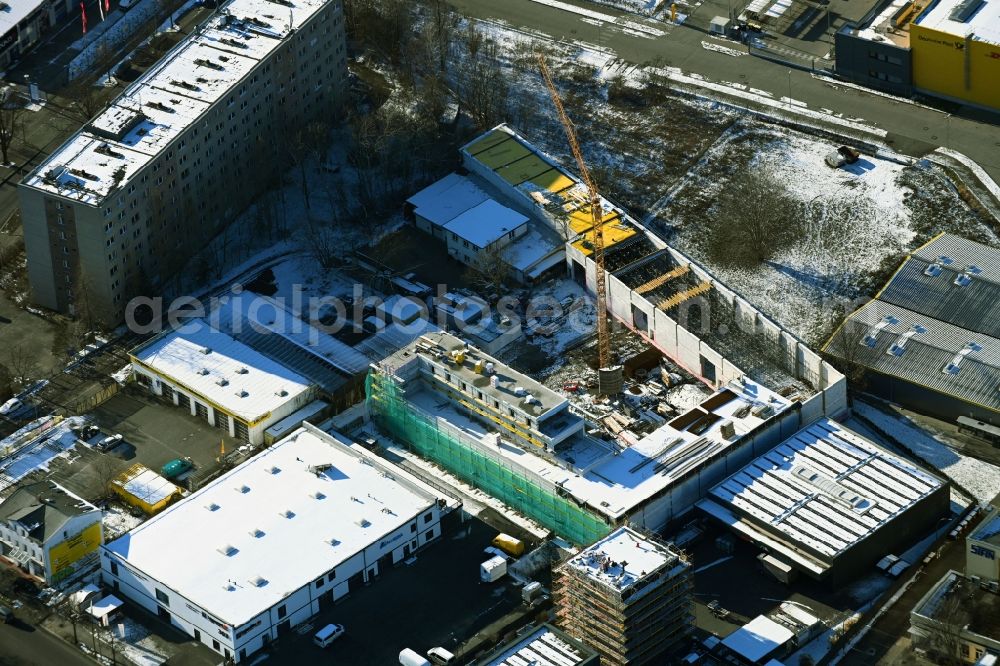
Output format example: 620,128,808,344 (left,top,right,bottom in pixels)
19,0,348,325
